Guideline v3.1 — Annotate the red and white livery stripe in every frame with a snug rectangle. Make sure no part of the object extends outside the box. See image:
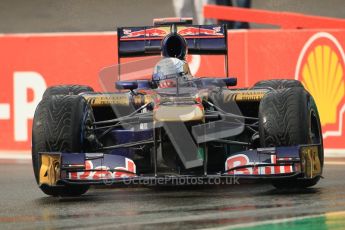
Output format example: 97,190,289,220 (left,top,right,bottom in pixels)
225,154,294,175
